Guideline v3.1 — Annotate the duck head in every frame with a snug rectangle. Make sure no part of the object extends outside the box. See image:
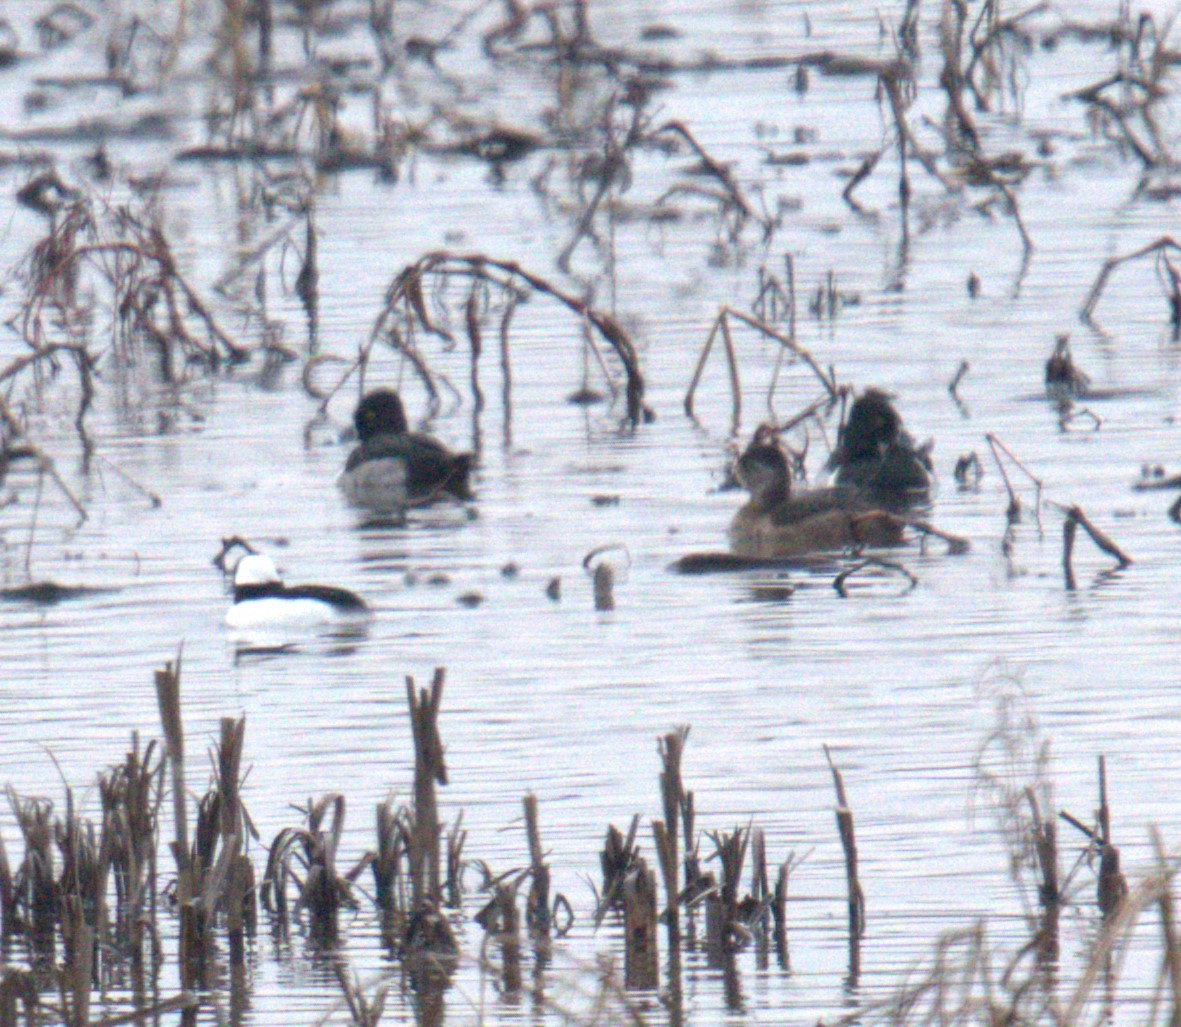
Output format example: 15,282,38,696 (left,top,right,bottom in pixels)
234,553,282,587
354,389,409,441
836,388,903,463
735,442,791,508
